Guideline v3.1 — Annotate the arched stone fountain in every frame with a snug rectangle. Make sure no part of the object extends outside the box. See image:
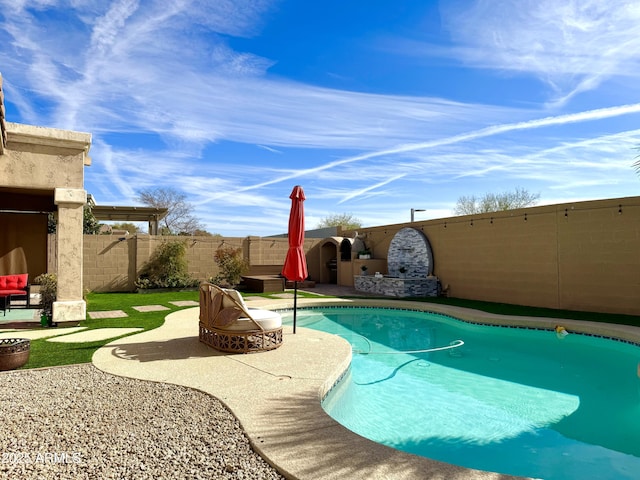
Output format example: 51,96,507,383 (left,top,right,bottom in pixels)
354,227,439,297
